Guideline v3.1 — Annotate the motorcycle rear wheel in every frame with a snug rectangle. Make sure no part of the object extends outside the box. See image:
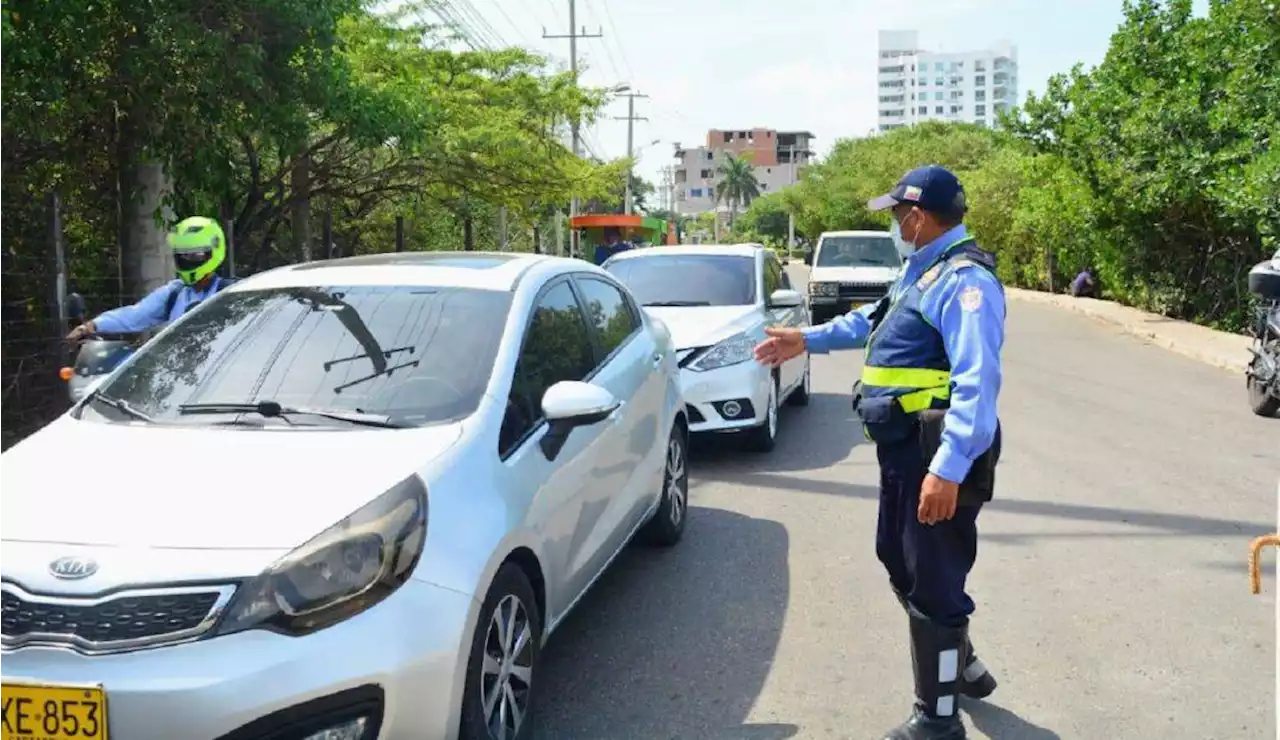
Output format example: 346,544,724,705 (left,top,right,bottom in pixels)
1247,354,1280,418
